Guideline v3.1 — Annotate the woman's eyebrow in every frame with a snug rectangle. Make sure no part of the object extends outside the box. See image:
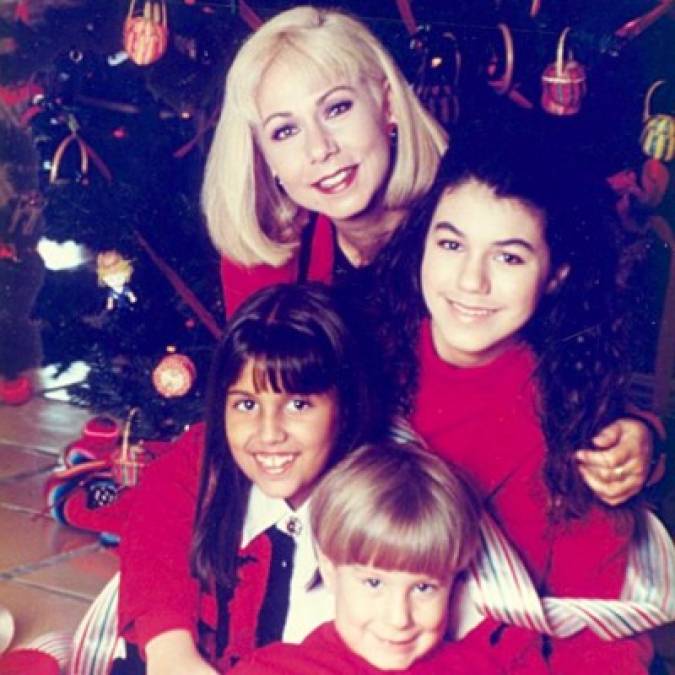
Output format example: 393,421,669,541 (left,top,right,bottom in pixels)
261,85,355,129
